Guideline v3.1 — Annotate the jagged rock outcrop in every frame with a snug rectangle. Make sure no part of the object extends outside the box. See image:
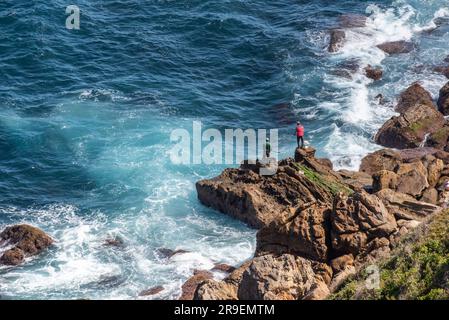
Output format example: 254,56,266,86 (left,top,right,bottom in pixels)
0,224,53,266
331,192,397,257
196,147,343,229
394,82,435,113
375,103,444,149
194,144,448,301
256,203,331,261
438,82,449,115
237,254,316,300
377,41,415,55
